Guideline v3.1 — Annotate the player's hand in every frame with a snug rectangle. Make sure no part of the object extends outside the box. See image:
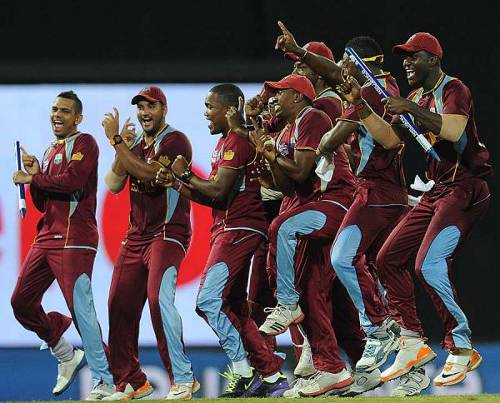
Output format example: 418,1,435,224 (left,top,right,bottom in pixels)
226,96,245,131
102,107,120,139
245,95,265,117
250,160,274,188
382,96,414,115
13,170,33,185
275,21,303,55
156,167,175,187
171,155,189,177
20,145,41,175
249,117,276,162
336,76,362,104
120,117,136,146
